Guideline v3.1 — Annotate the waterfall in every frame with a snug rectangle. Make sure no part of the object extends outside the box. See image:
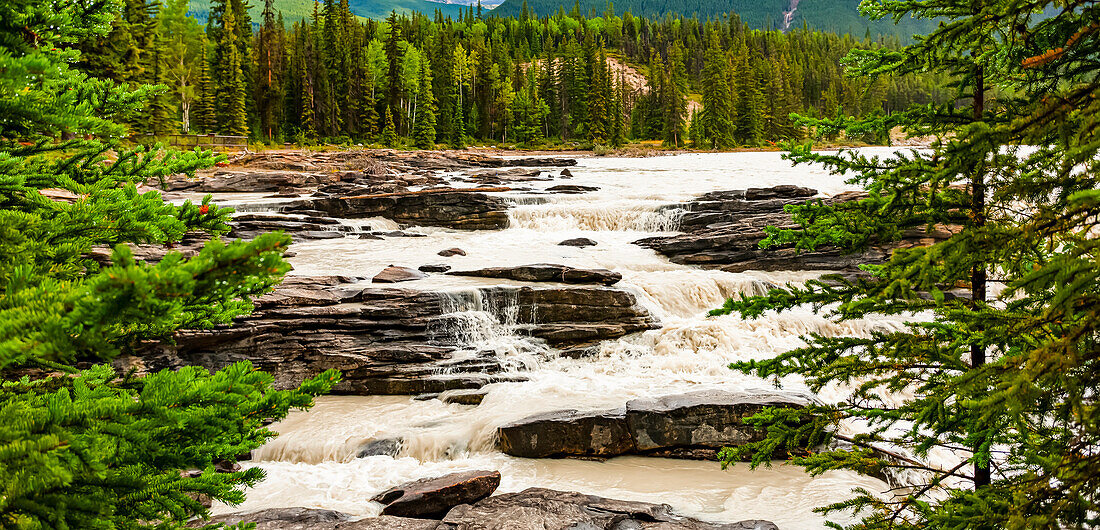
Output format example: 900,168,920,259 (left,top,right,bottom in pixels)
508,202,685,232
782,0,801,31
